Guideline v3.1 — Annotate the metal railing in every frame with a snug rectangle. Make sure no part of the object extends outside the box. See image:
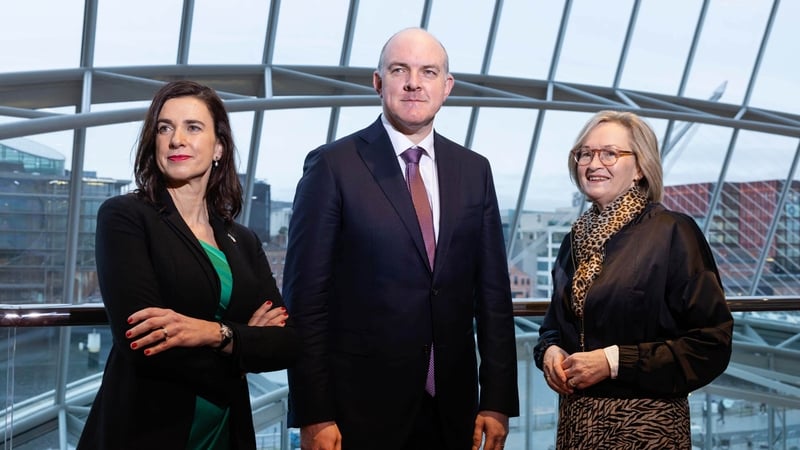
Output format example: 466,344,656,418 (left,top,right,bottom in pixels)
1,297,799,450
2,296,798,327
